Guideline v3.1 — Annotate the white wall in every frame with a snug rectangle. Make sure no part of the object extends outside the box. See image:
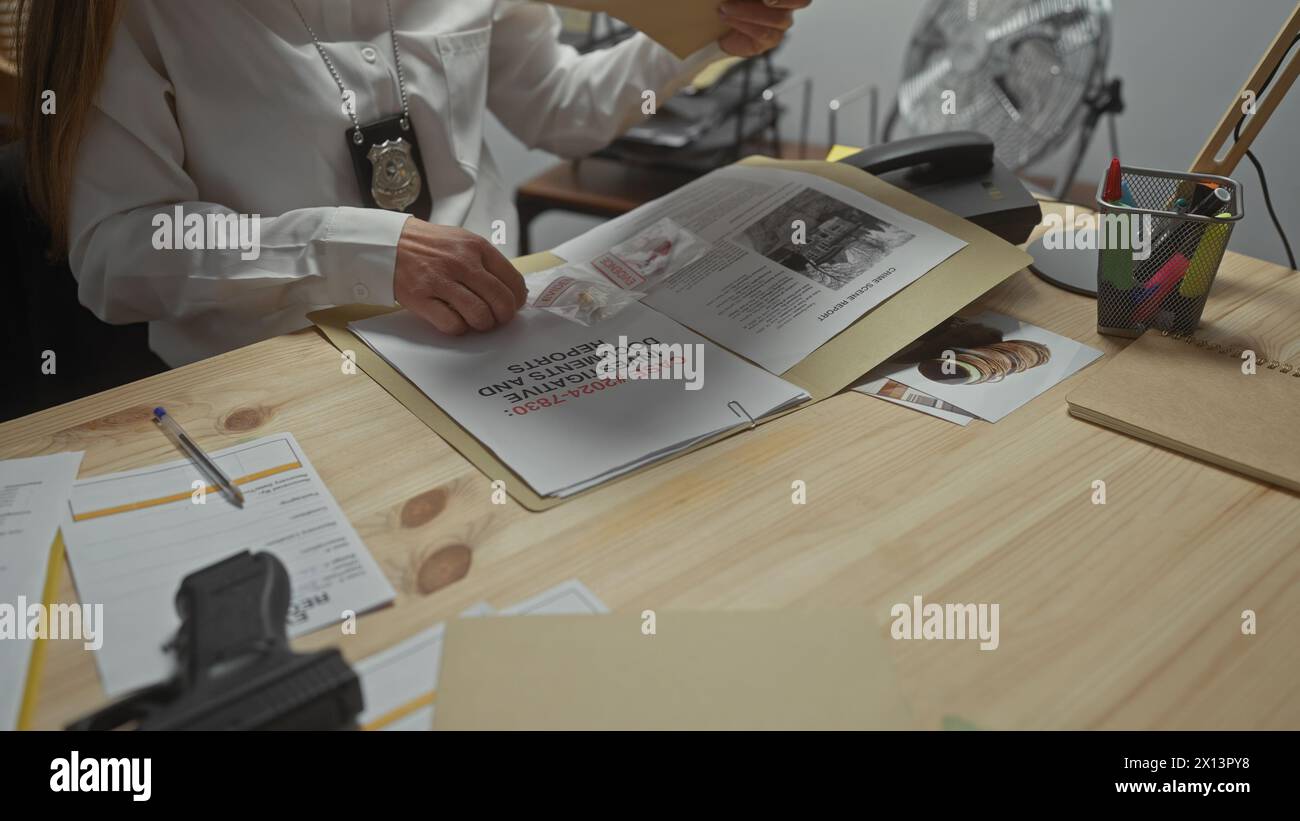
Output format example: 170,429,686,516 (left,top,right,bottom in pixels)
488,0,1299,268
